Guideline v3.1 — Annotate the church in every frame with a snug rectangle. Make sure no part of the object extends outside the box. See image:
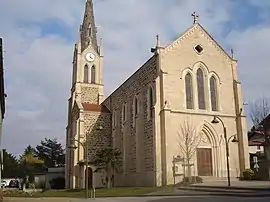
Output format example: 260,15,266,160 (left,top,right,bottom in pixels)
65,0,250,189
